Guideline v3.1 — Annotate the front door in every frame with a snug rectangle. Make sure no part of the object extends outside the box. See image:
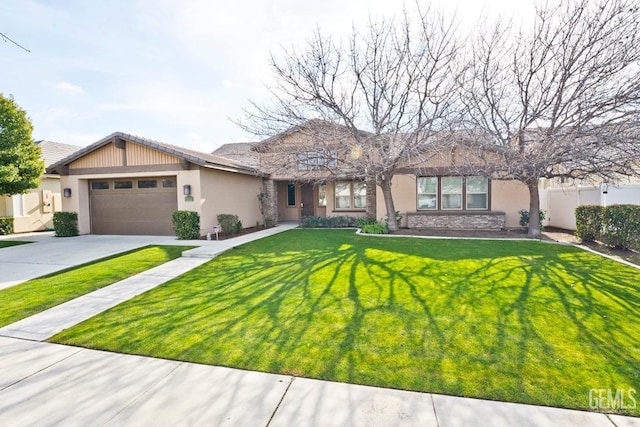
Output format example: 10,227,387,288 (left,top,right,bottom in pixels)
301,184,315,217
